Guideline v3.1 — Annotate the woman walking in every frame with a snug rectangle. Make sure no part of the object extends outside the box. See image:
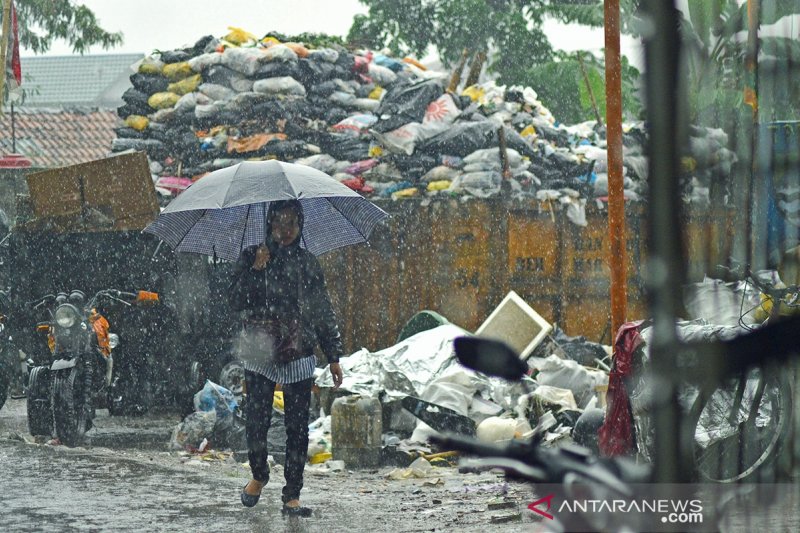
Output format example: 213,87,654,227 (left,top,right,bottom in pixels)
230,200,344,517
